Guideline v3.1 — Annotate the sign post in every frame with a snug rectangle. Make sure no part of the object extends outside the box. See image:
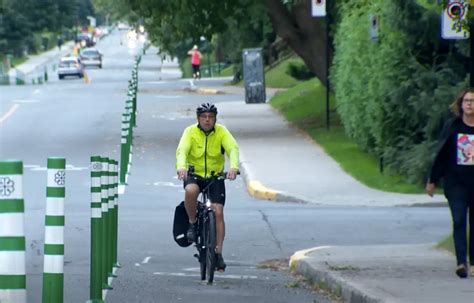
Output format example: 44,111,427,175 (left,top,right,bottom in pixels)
312,0,330,129
441,1,472,86
441,0,469,39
